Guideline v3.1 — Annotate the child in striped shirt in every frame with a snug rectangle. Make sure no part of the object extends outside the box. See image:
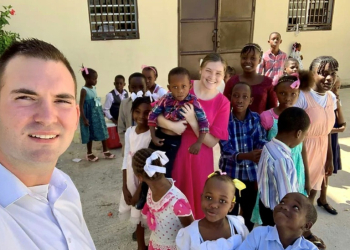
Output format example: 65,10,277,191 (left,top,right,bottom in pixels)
257,107,310,226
